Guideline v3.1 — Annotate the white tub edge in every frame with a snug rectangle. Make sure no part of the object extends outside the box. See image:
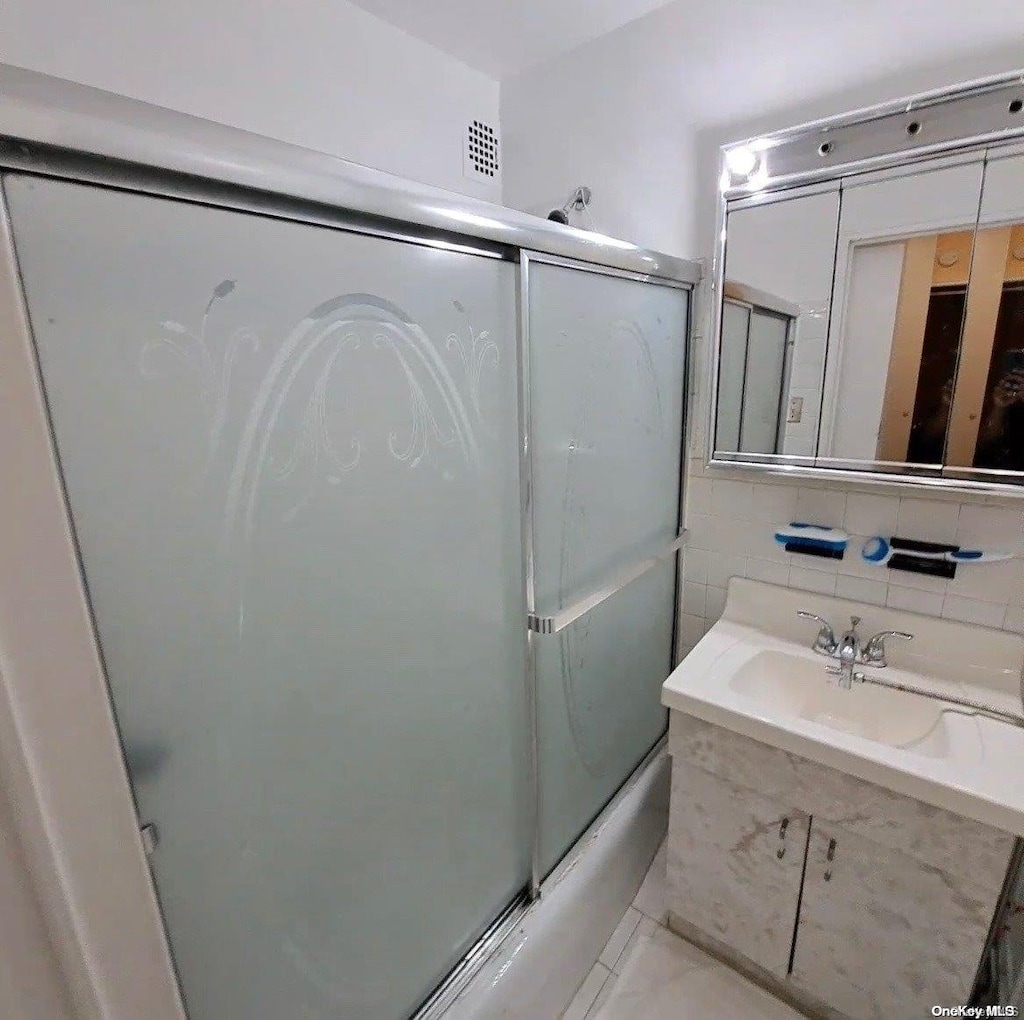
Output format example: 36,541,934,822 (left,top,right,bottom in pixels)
443,744,670,1020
